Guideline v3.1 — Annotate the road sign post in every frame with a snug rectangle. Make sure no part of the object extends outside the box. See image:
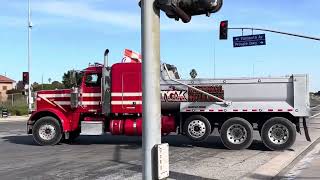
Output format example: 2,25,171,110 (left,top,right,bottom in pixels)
233,34,266,48
141,0,162,179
